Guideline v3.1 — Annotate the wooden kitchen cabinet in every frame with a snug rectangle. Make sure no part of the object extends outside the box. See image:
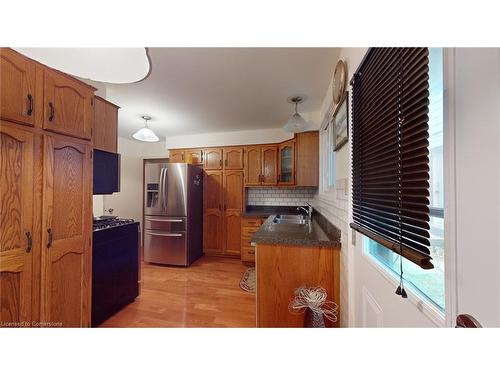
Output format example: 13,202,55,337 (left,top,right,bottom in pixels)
223,147,244,169
43,69,94,140
203,170,224,255
93,96,119,153
0,122,36,324
244,146,262,186
1,48,94,328
169,150,185,163
240,217,264,263
41,135,92,327
223,170,243,256
278,139,295,185
296,131,319,187
204,148,223,169
185,149,204,165
261,145,278,185
0,48,39,127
